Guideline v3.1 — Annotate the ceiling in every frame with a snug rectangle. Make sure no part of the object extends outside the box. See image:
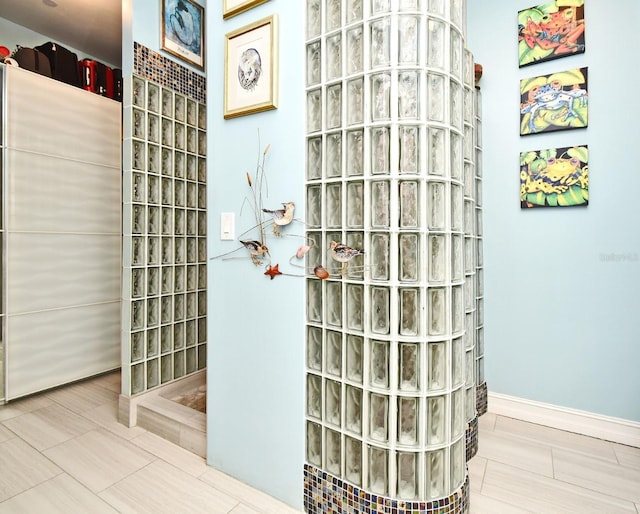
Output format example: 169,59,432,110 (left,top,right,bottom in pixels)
0,0,122,66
